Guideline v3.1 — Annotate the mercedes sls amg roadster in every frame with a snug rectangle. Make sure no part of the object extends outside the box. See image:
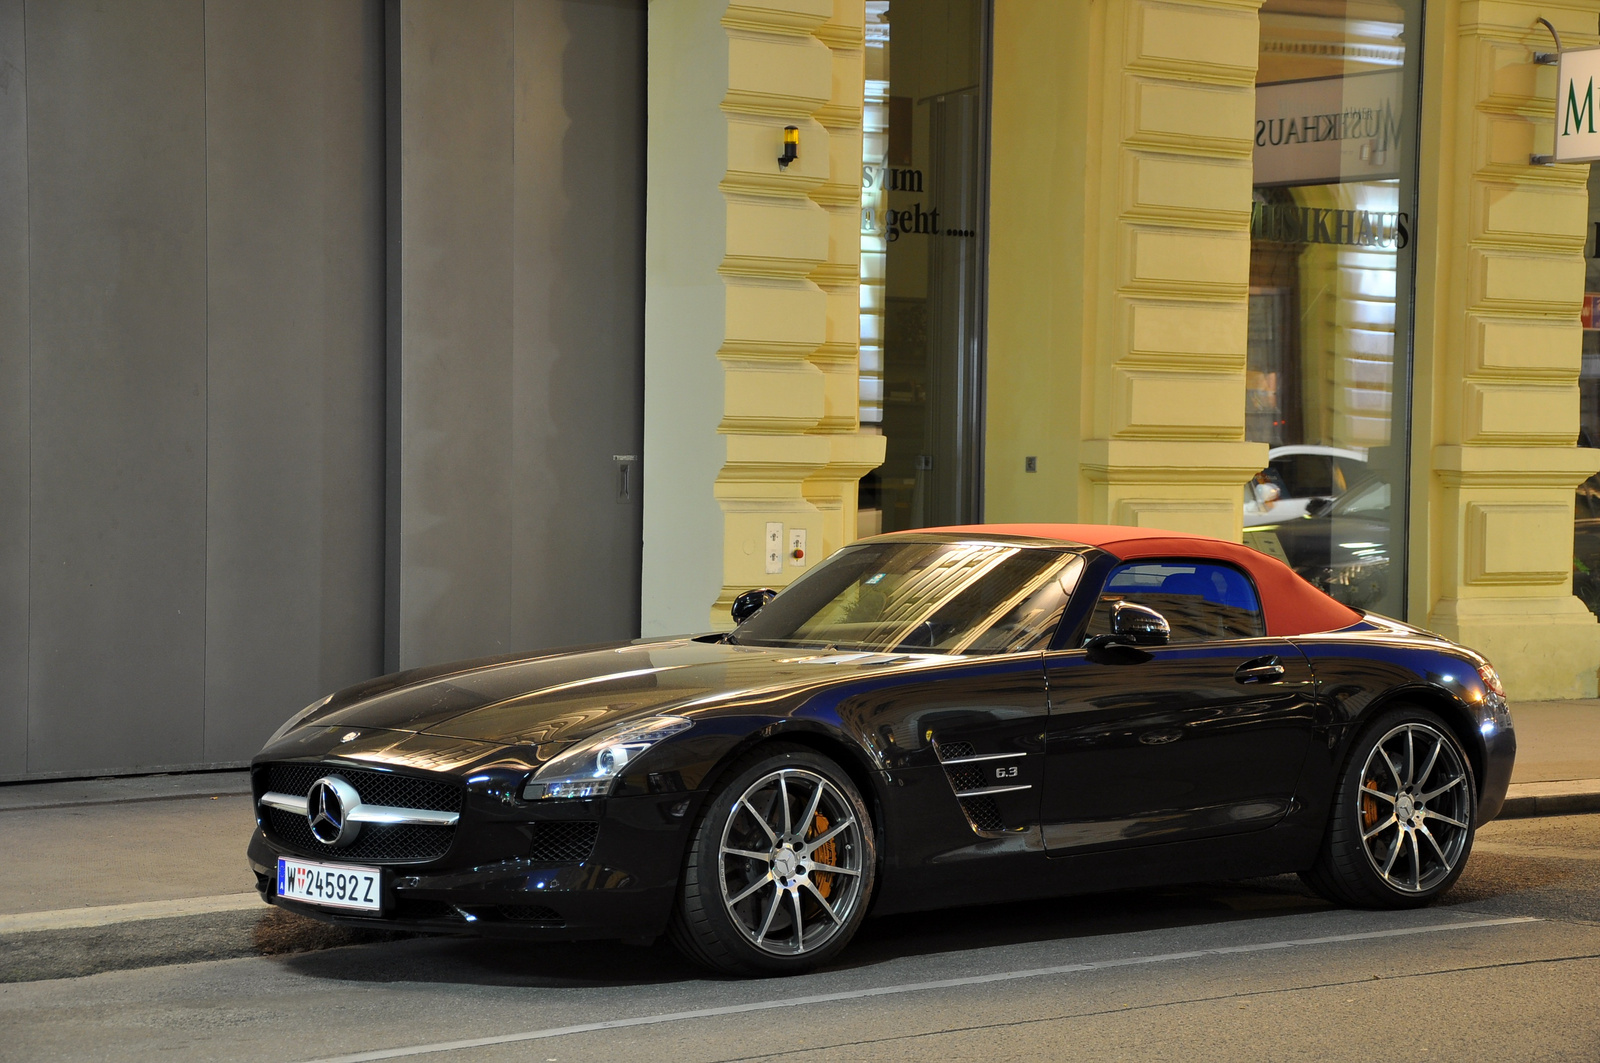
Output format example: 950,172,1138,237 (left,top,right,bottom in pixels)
248,524,1516,974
